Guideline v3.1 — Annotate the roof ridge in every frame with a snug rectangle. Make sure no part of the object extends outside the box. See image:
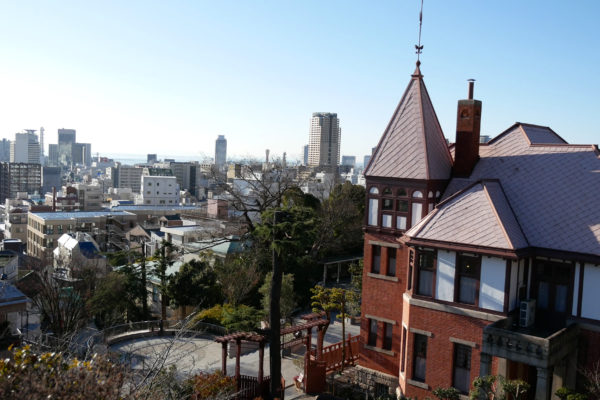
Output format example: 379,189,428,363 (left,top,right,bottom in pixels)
488,180,531,248
481,182,514,250
420,79,454,166
416,76,430,179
